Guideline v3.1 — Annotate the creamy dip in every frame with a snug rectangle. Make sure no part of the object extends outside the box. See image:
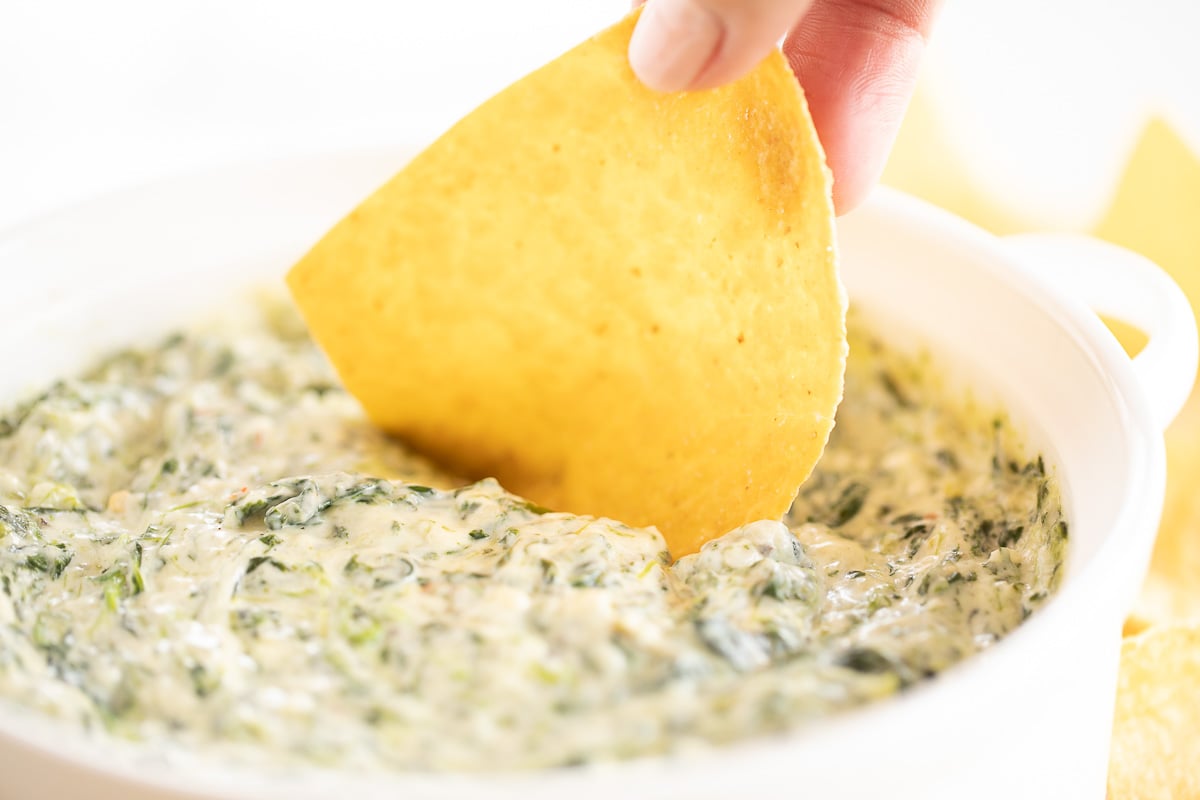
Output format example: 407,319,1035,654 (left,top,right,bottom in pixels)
0,305,1067,772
